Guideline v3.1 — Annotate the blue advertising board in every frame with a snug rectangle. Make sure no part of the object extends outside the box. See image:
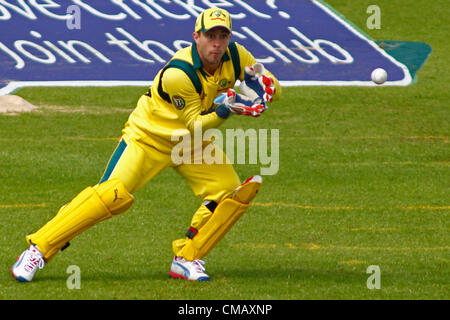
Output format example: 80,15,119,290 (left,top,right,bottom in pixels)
0,0,414,94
